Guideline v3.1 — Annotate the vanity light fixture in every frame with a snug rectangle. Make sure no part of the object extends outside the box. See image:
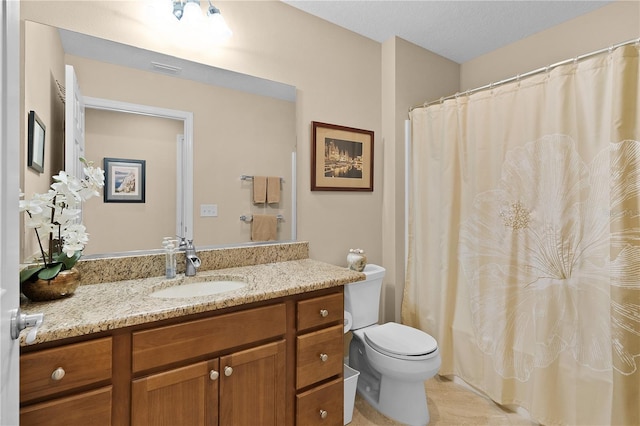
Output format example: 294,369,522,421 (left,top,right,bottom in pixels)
172,0,232,41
